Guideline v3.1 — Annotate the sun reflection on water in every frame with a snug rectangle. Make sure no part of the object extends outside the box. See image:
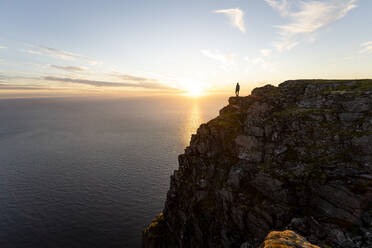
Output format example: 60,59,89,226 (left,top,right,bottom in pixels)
183,99,202,147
